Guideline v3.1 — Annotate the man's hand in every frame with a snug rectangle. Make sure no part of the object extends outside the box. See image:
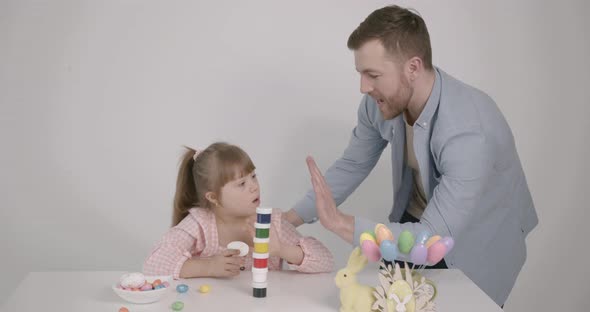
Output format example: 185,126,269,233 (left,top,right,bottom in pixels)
306,156,354,244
